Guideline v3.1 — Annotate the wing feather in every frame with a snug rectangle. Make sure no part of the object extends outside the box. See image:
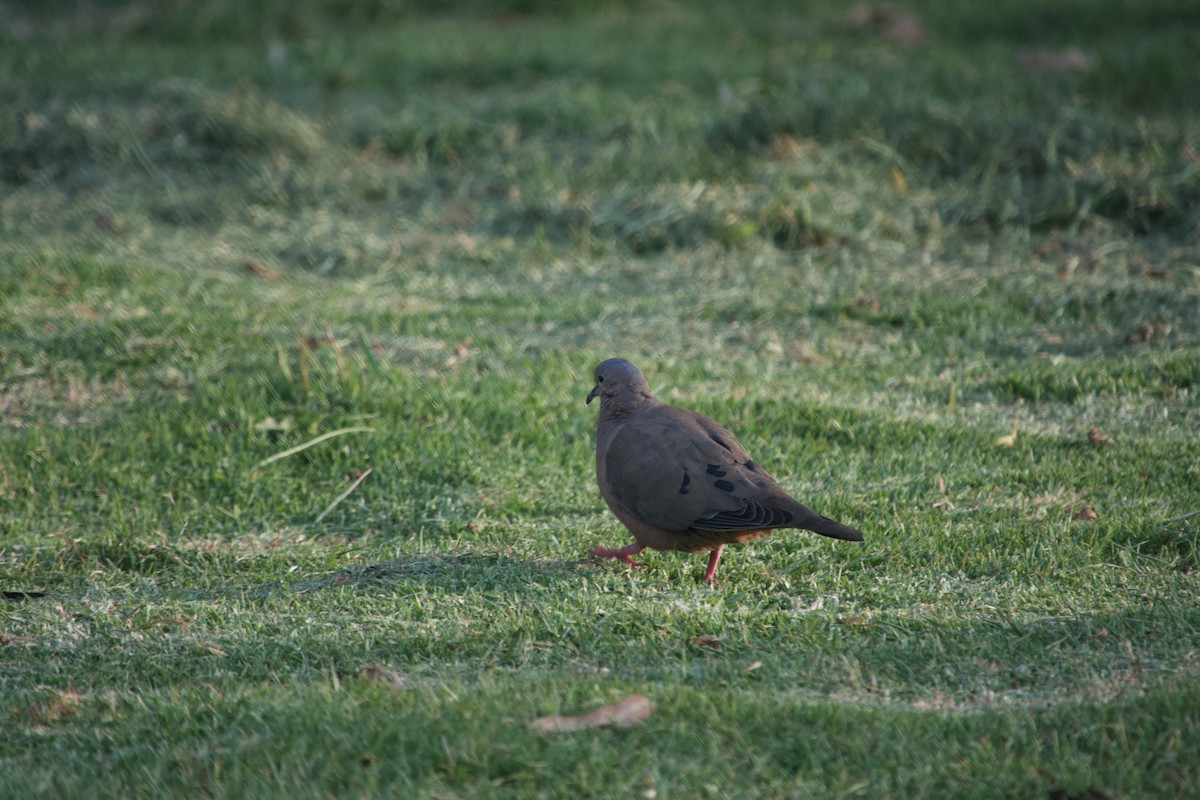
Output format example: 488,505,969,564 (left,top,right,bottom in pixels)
603,405,797,534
